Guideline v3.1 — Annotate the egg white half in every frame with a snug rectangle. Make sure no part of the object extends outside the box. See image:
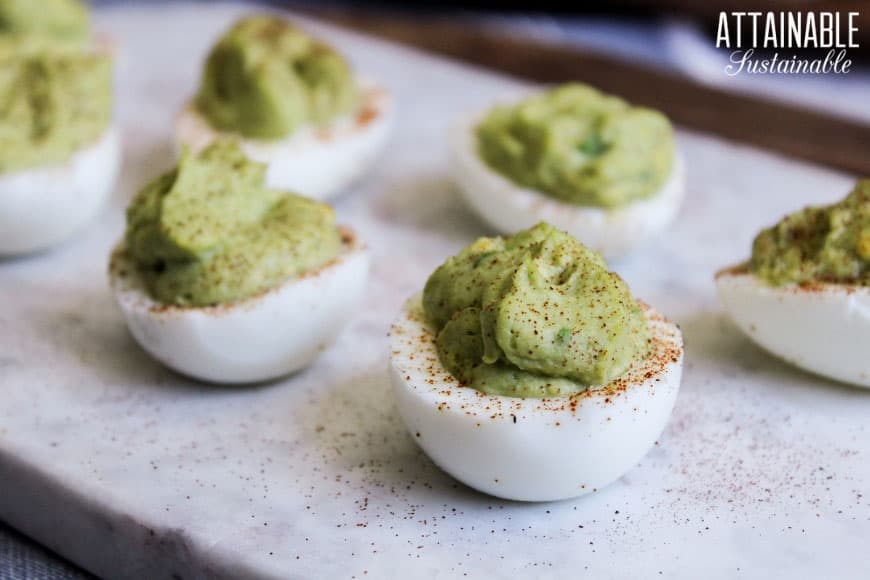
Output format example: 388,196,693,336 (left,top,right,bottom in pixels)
716,268,870,388
450,115,685,259
0,126,121,256
174,81,392,200
389,294,683,502
110,228,370,384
